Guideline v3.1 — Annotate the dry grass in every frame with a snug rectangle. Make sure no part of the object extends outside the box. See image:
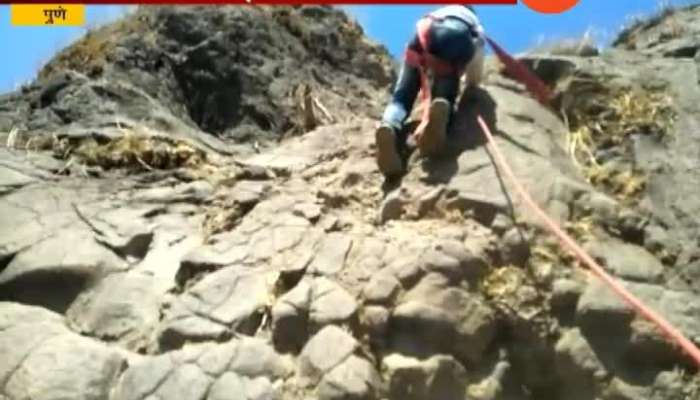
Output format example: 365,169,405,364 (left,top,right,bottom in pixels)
1,124,216,184
1,124,206,174
5,127,19,149
482,265,526,299
64,129,206,171
1,128,57,153
565,88,675,203
563,215,597,242
481,264,551,329
586,165,648,199
614,1,684,48
39,12,149,80
609,91,675,140
530,29,599,57
526,214,600,278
